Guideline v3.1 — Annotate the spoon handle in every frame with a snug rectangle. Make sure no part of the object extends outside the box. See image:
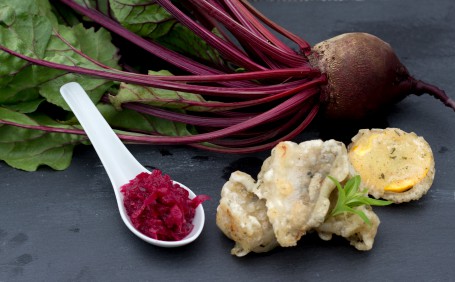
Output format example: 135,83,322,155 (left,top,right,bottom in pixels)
60,82,147,189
